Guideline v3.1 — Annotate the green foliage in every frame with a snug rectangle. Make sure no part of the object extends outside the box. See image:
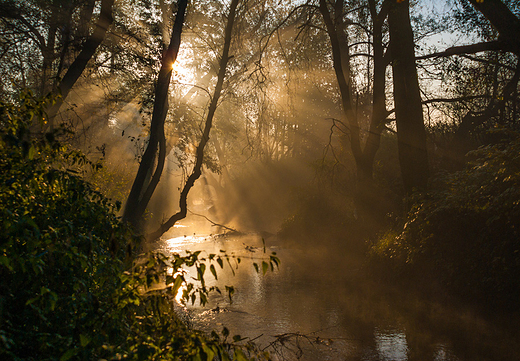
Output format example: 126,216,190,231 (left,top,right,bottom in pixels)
1,91,128,360
371,129,520,306
0,92,270,360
